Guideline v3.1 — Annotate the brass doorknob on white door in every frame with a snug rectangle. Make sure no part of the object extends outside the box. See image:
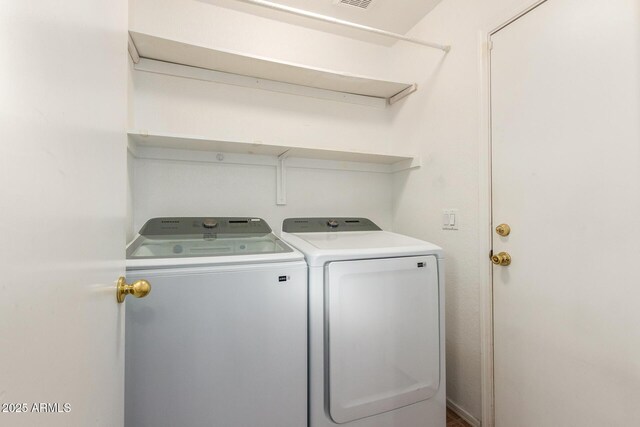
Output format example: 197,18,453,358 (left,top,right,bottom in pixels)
491,252,512,266
496,224,511,236
117,277,151,303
